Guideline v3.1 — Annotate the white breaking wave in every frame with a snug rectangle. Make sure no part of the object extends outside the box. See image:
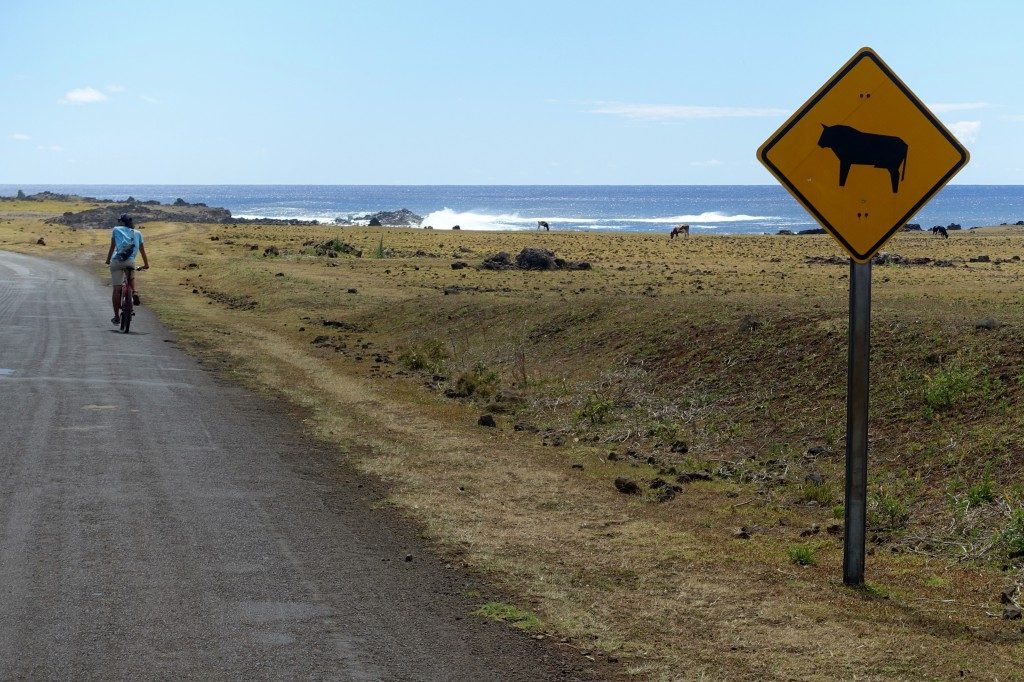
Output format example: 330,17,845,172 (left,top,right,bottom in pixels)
418,208,777,231
608,212,772,224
